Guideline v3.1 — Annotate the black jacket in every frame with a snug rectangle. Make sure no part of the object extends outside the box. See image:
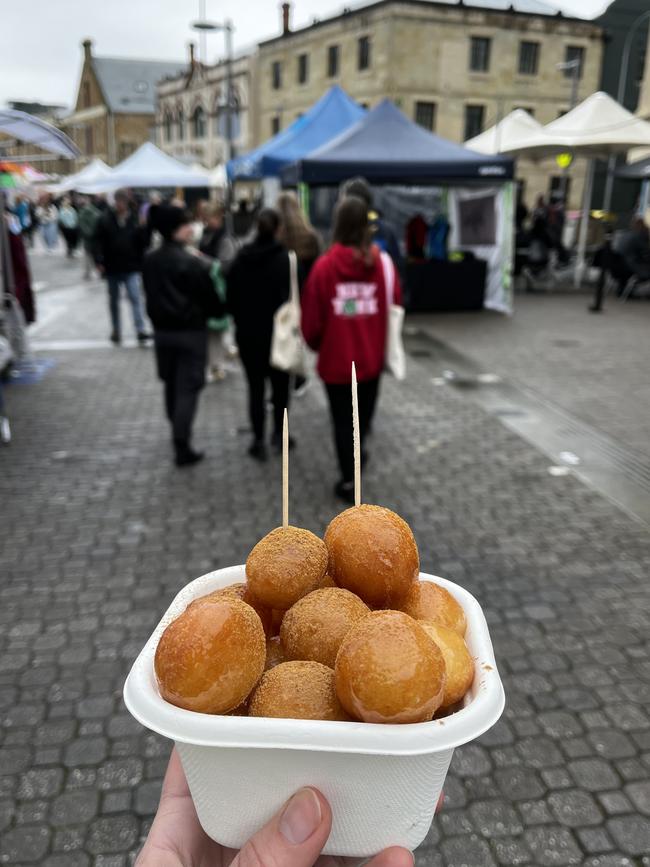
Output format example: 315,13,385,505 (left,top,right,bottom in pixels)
226,238,290,353
142,242,225,331
93,208,149,275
